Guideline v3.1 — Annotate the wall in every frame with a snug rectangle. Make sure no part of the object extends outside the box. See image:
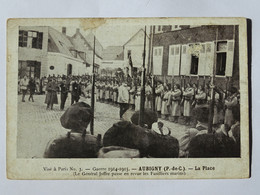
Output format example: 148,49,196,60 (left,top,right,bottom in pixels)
152,25,239,89
18,26,49,77
47,52,86,76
